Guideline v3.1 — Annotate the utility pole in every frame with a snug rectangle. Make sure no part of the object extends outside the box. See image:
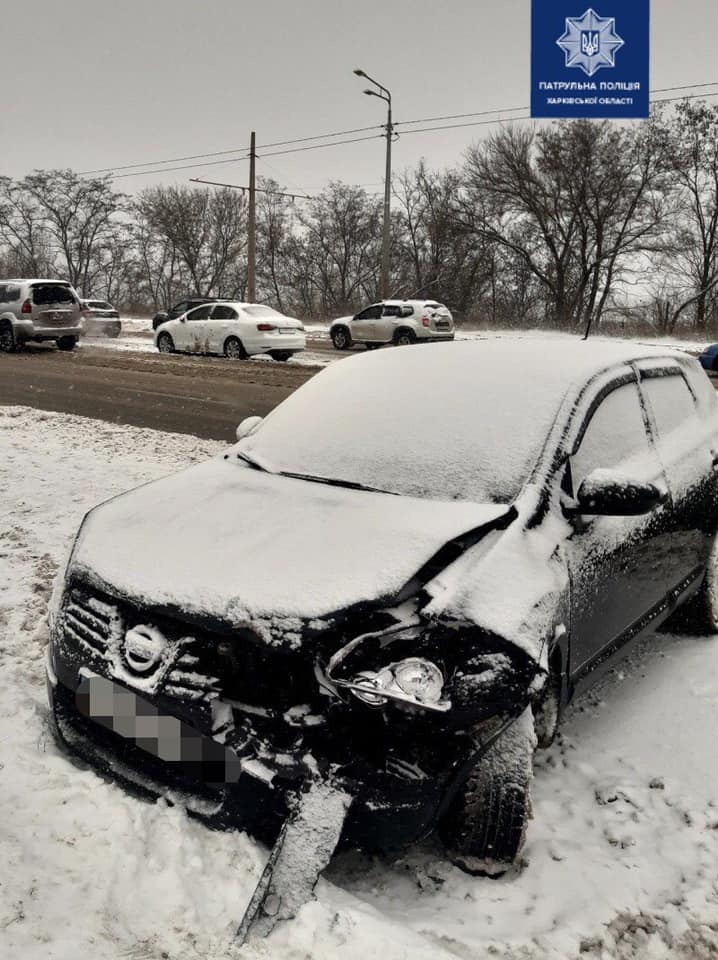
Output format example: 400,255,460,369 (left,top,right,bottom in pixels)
247,130,256,302
354,69,393,300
